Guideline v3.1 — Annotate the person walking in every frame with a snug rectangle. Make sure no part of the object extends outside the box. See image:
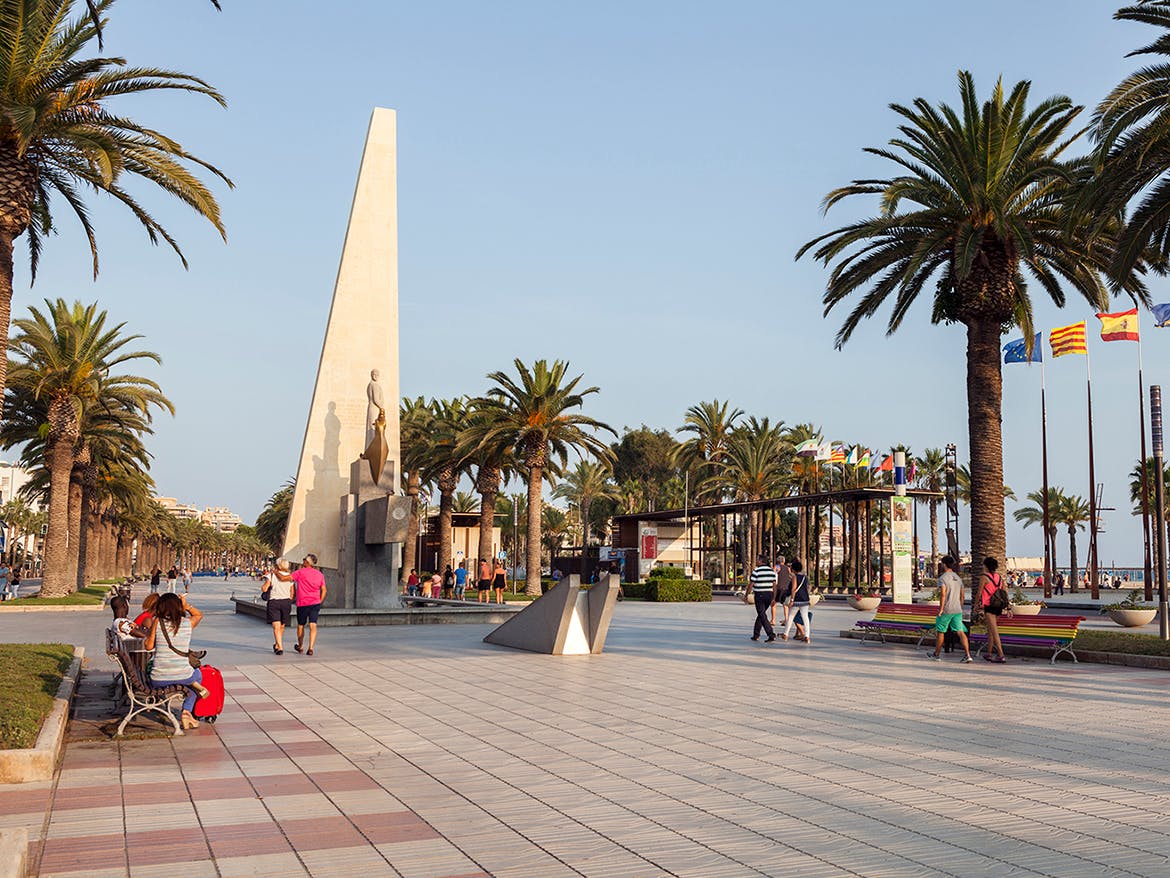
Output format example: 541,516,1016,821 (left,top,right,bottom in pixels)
979,556,1011,663
492,559,507,603
477,558,492,603
771,555,793,629
0,559,10,601
781,559,815,644
748,556,778,643
927,555,974,662
442,564,455,599
406,568,419,596
182,568,193,593
261,558,295,654
1054,571,1065,595
454,561,468,600
292,554,327,656
166,565,178,593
